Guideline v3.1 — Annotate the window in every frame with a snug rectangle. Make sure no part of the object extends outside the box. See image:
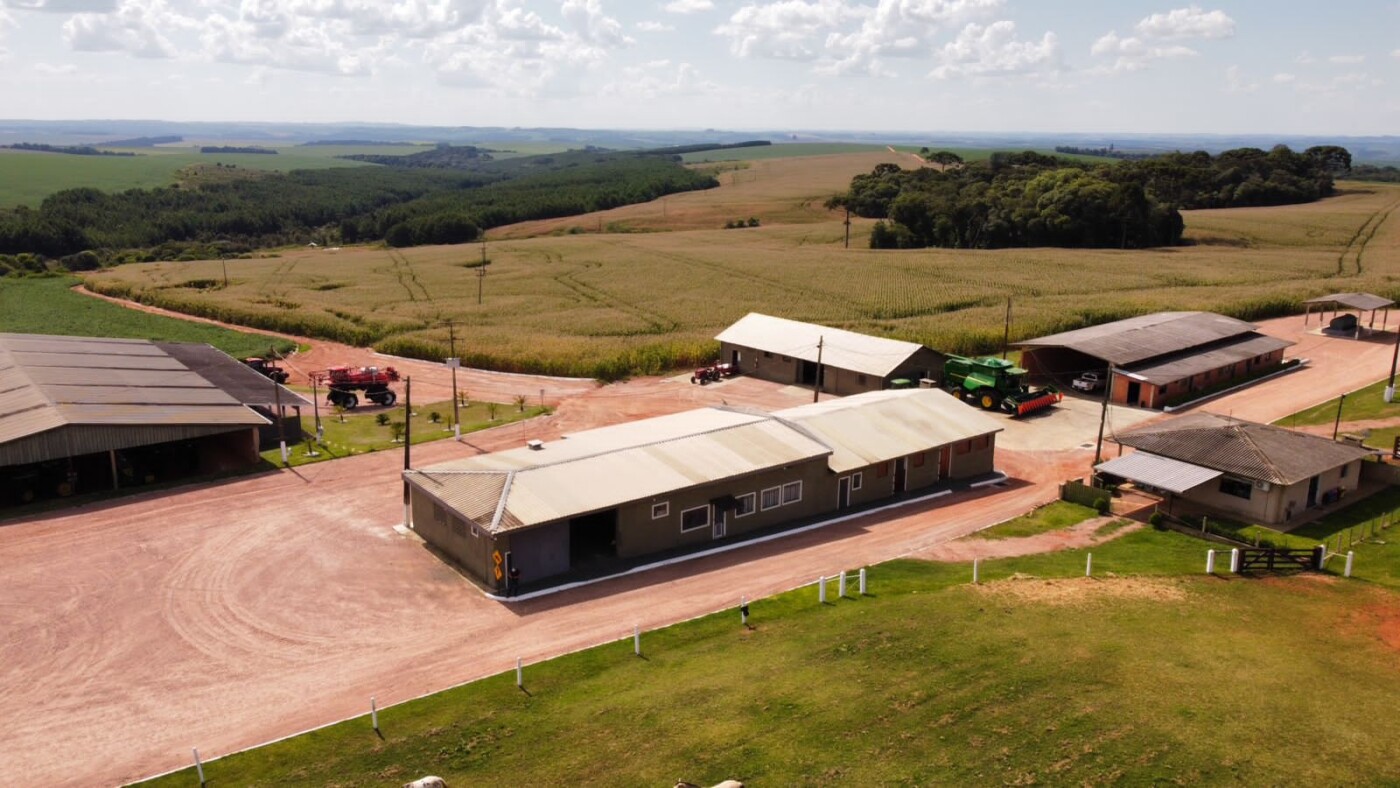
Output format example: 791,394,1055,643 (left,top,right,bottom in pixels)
761,486,782,510
1219,477,1253,500
781,355,790,362
450,517,466,537
912,452,925,468
1340,464,1349,479
858,374,867,385
876,462,889,478
735,492,756,517
680,505,711,532
651,501,670,520
851,472,863,491
782,481,802,504
433,503,446,524
763,351,773,359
